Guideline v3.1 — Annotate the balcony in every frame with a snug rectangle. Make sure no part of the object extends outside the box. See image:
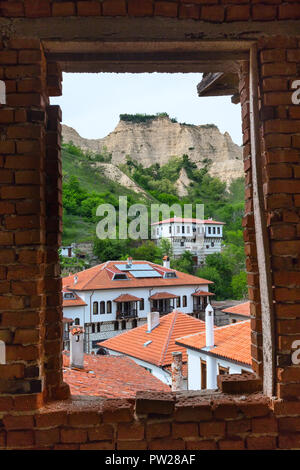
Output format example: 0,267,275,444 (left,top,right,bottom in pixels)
116,309,138,319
